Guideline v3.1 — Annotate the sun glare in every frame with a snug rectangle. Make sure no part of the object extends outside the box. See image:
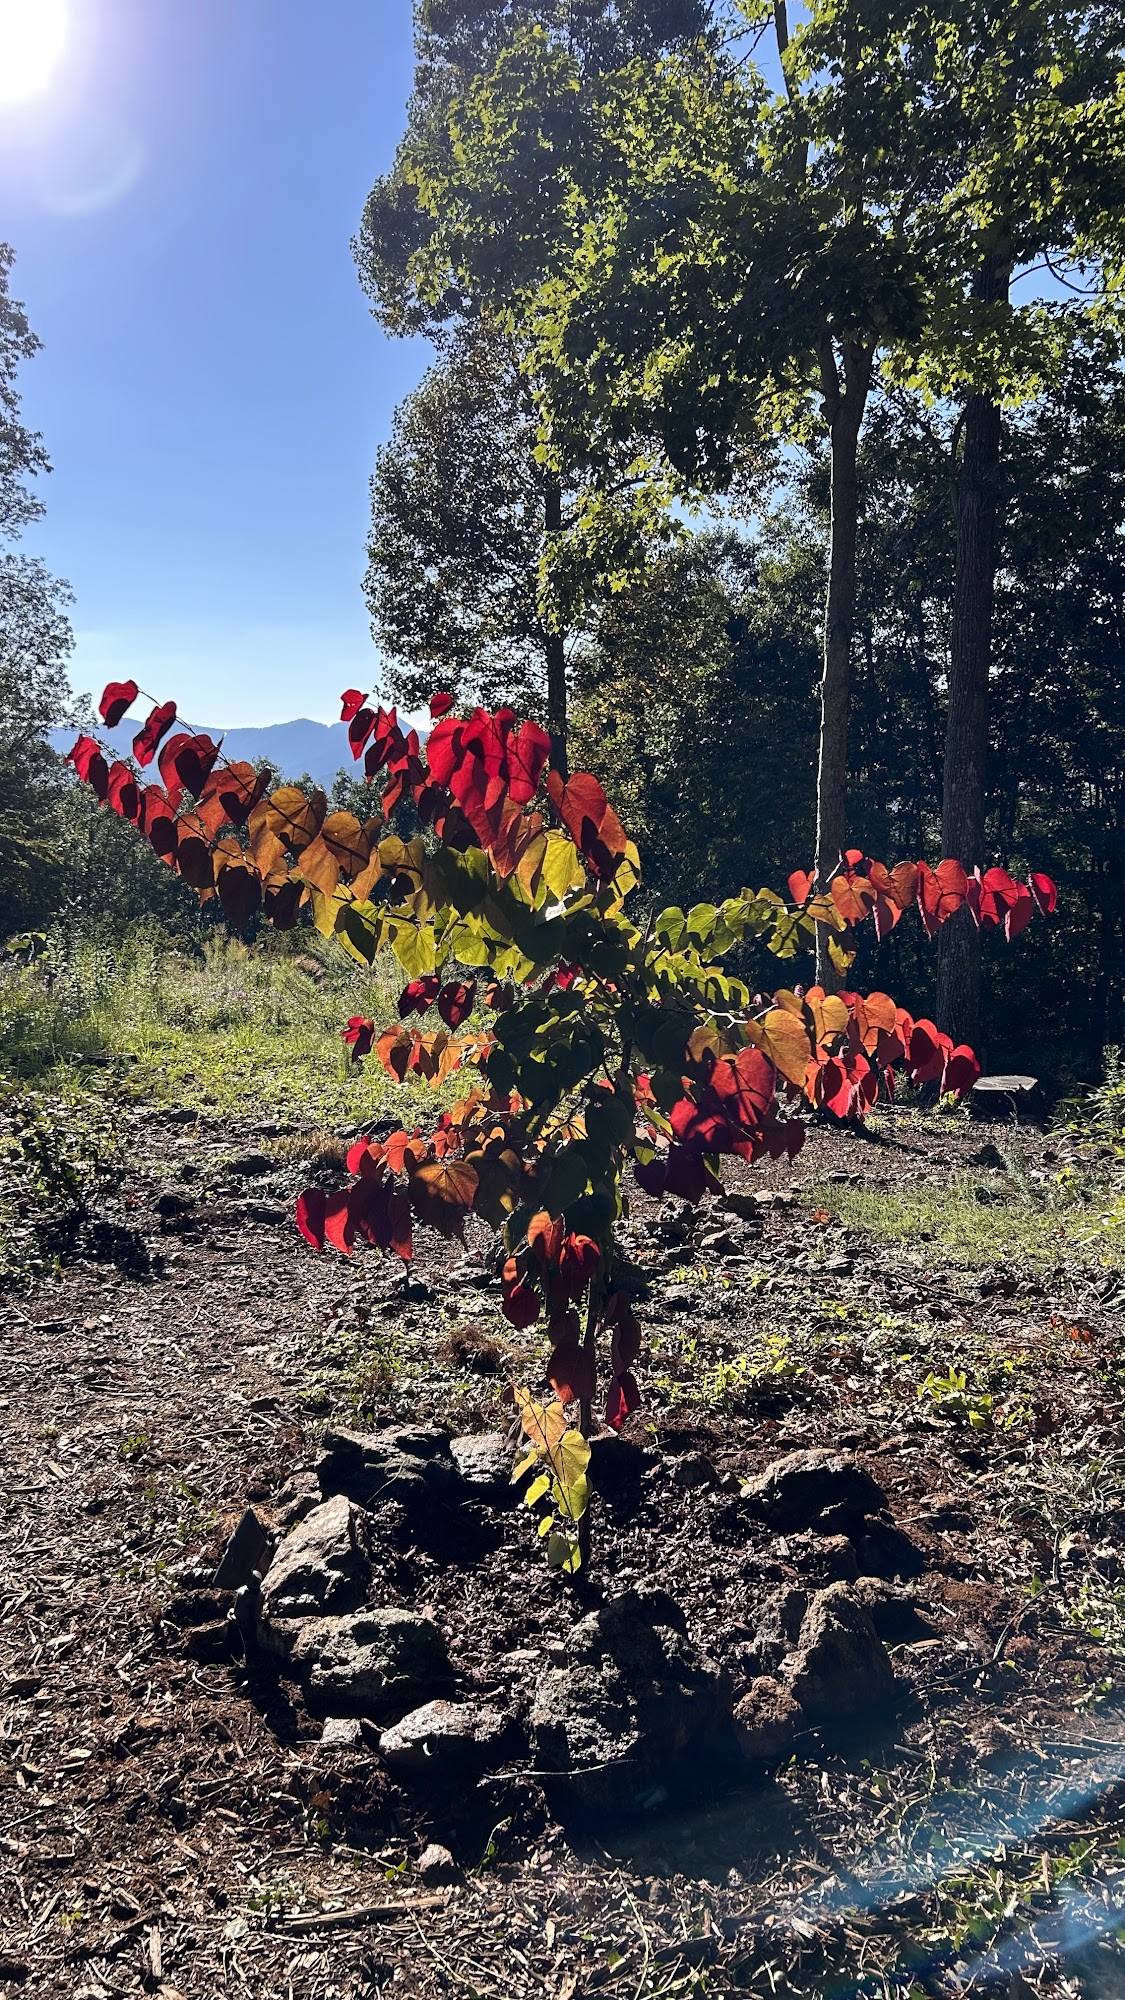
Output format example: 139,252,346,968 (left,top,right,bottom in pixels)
0,0,69,108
